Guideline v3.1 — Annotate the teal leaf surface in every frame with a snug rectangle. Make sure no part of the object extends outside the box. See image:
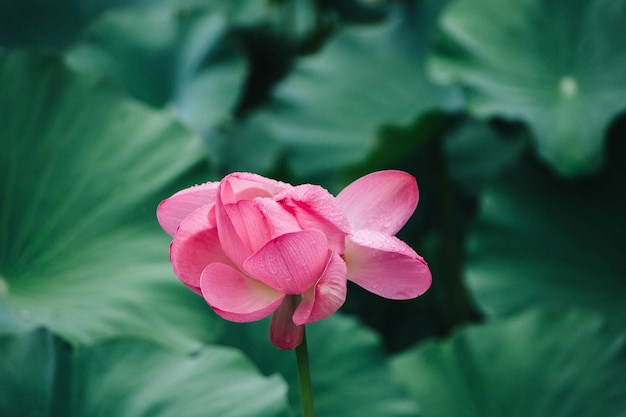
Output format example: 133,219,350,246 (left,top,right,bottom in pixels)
444,120,528,193
392,307,626,417
0,329,289,417
244,1,460,179
465,139,626,319
0,50,222,351
429,0,626,176
67,7,246,124
0,0,223,49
